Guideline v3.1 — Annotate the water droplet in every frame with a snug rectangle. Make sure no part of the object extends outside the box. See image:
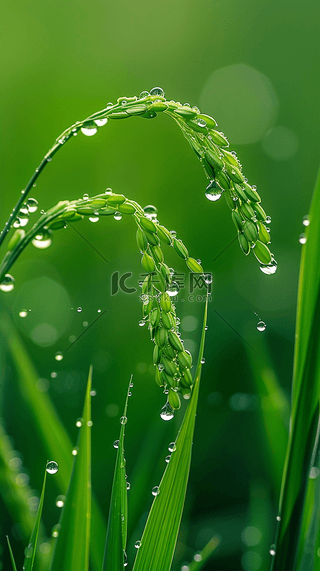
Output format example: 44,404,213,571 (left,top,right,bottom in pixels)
205,325,208,331
166,282,179,297
126,482,131,490
124,550,128,566
120,416,127,425
302,215,310,226
51,371,57,378
152,485,160,496
265,216,272,224
40,209,45,214
260,261,277,275
52,524,60,538
46,461,59,474
205,180,223,202
299,233,307,244
26,198,38,213
83,193,89,201
90,389,97,396
55,351,63,361
0,274,15,292
19,309,28,317
97,309,102,313
81,123,98,136
55,495,66,508
94,117,108,127
168,442,176,452
135,540,141,549
72,447,78,456
87,420,93,427
113,440,119,449
150,87,165,97
204,273,213,285
139,319,146,327
165,455,171,463
128,391,132,397
13,220,20,228
269,545,276,556
276,515,281,521
114,212,122,221
32,232,52,249
139,90,149,98
18,214,29,227
20,204,29,215
257,320,266,332
143,205,158,219
197,118,207,128
194,554,202,562
201,358,205,364
77,307,82,313
160,402,175,421
89,215,99,223
24,543,33,558
76,418,83,427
